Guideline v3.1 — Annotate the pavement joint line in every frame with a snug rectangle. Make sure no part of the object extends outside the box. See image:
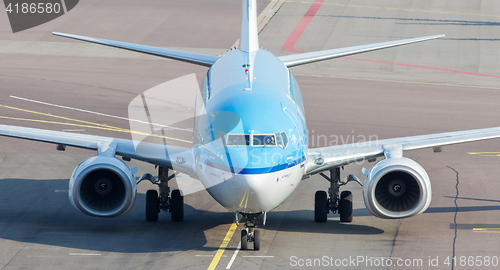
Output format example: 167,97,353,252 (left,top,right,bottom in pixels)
207,222,239,270
293,73,500,91
341,57,500,79
241,255,275,258
69,253,101,256
283,0,500,18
